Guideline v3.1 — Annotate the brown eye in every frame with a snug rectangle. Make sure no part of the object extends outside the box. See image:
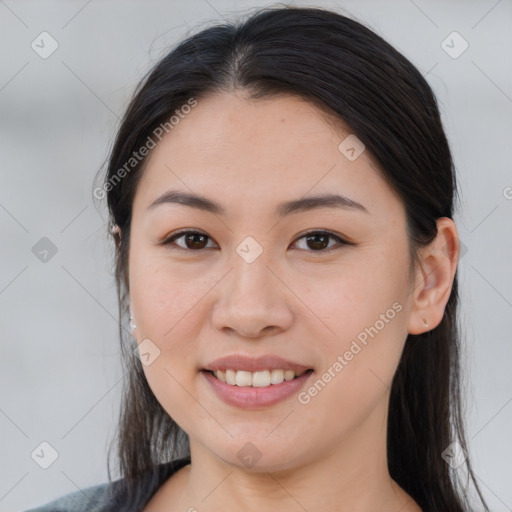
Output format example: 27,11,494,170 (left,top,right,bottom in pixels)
305,233,331,250
183,232,209,249
161,229,350,254
293,231,348,252
163,231,216,251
